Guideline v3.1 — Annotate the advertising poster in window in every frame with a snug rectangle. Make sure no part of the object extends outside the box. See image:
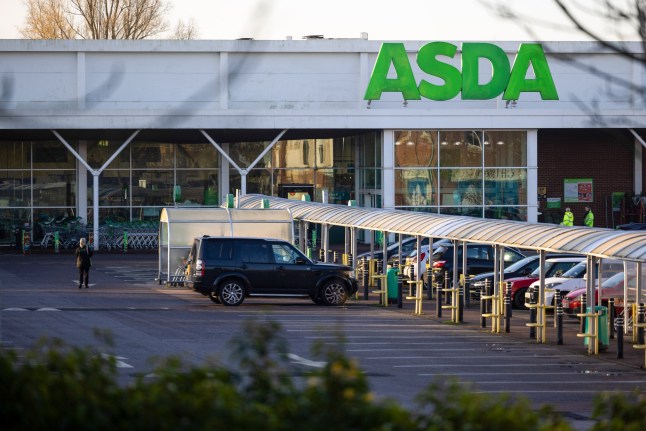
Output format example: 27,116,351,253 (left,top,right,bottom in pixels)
564,178,593,203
